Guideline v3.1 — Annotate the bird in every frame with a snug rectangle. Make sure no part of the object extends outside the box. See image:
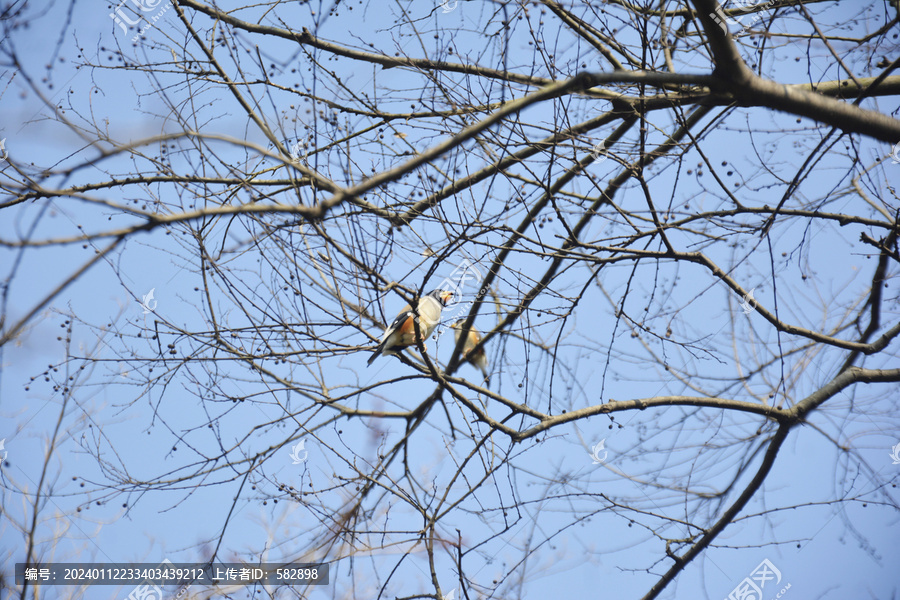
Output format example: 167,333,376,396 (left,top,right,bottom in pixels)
367,289,454,365
452,320,490,387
